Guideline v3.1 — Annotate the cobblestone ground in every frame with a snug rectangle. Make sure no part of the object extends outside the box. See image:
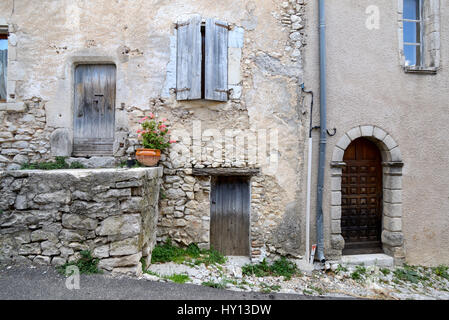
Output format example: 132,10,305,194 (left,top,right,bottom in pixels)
142,259,449,300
